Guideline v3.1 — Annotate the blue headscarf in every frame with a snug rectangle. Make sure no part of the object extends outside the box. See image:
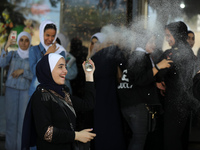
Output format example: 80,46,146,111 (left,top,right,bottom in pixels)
36,53,66,97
